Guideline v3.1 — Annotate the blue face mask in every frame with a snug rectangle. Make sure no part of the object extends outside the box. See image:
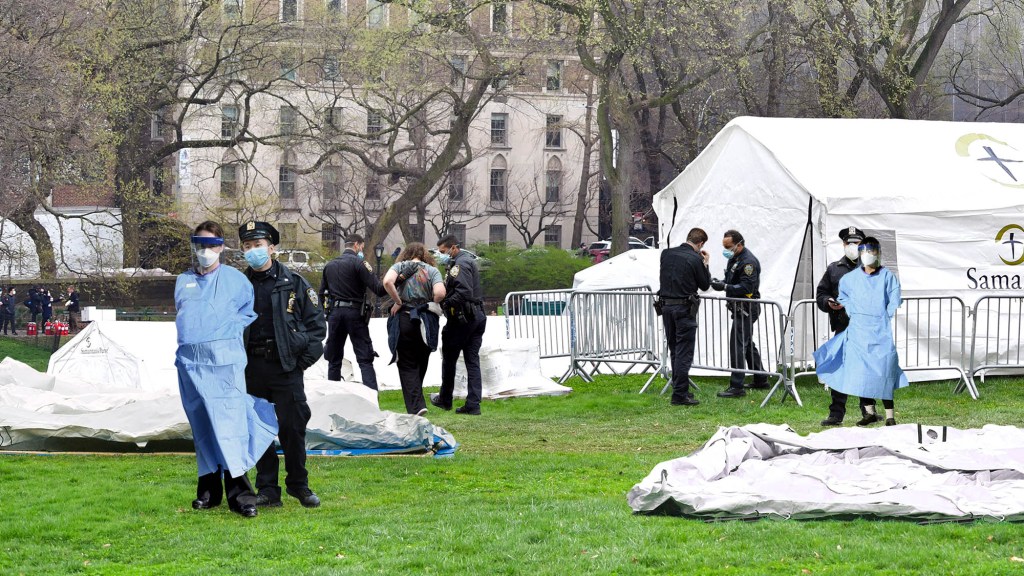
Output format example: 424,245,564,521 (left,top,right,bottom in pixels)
722,249,735,260
357,251,364,260
244,246,270,268
437,252,450,266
